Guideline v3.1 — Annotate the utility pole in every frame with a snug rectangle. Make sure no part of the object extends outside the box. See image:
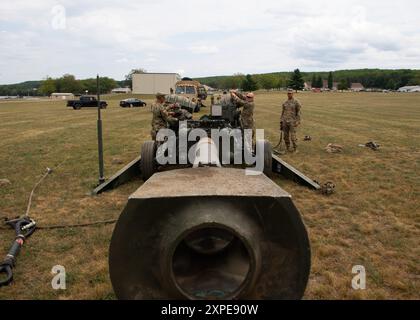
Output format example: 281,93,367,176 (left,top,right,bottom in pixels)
97,75,105,184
